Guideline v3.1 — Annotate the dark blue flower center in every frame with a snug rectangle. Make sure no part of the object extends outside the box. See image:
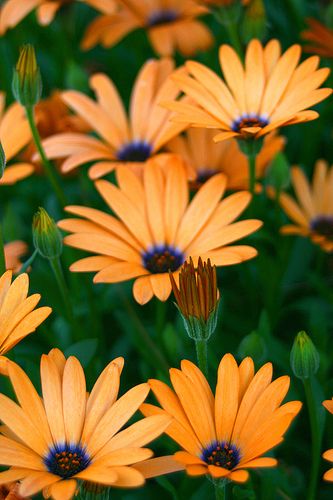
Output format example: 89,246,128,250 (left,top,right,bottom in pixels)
117,141,152,162
311,215,333,239
143,245,184,274
201,441,240,469
44,443,91,479
232,114,269,132
147,9,179,27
